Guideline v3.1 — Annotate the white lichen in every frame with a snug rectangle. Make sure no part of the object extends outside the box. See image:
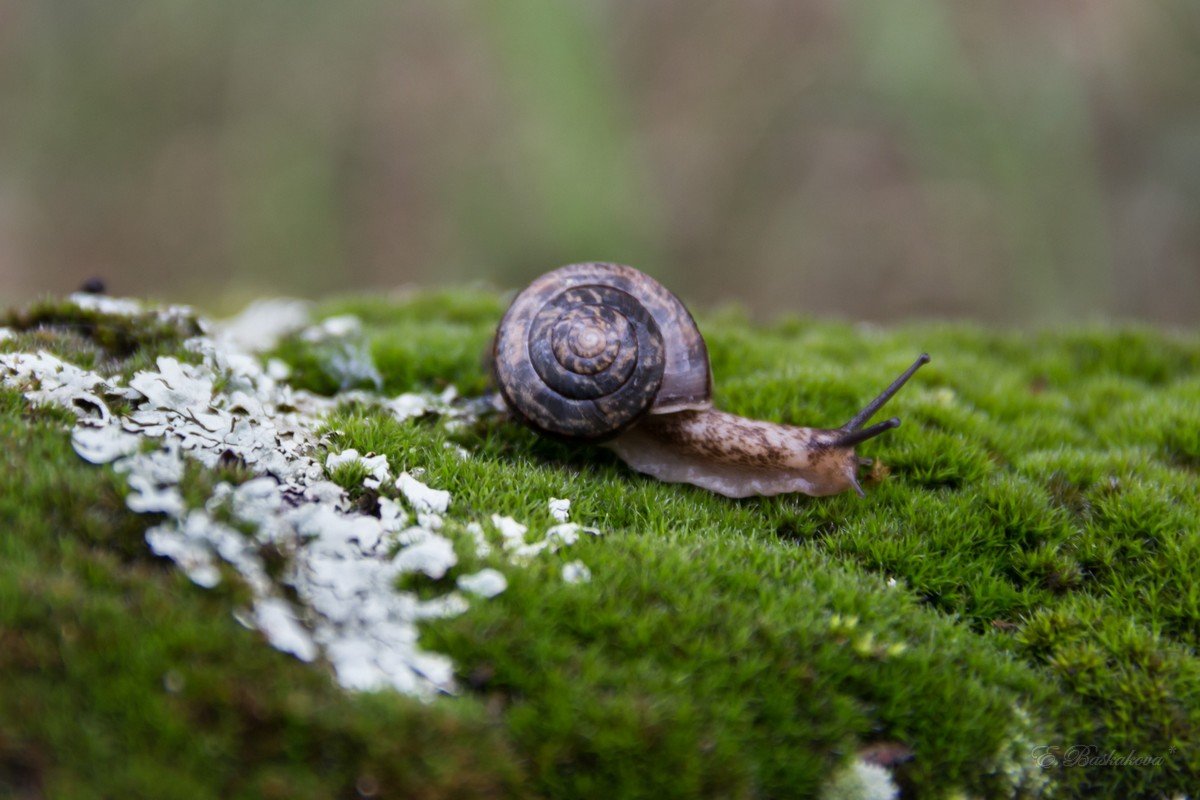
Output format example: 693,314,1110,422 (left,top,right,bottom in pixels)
443,441,471,460
466,521,491,558
394,536,458,579
548,497,571,522
214,298,312,353
562,560,591,584
0,293,604,699
67,292,144,316
457,568,507,598
490,514,528,547
387,386,458,423
545,523,583,550
820,759,899,800
326,448,392,489
398,472,451,514
300,314,362,342
71,424,142,464
488,516,603,565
